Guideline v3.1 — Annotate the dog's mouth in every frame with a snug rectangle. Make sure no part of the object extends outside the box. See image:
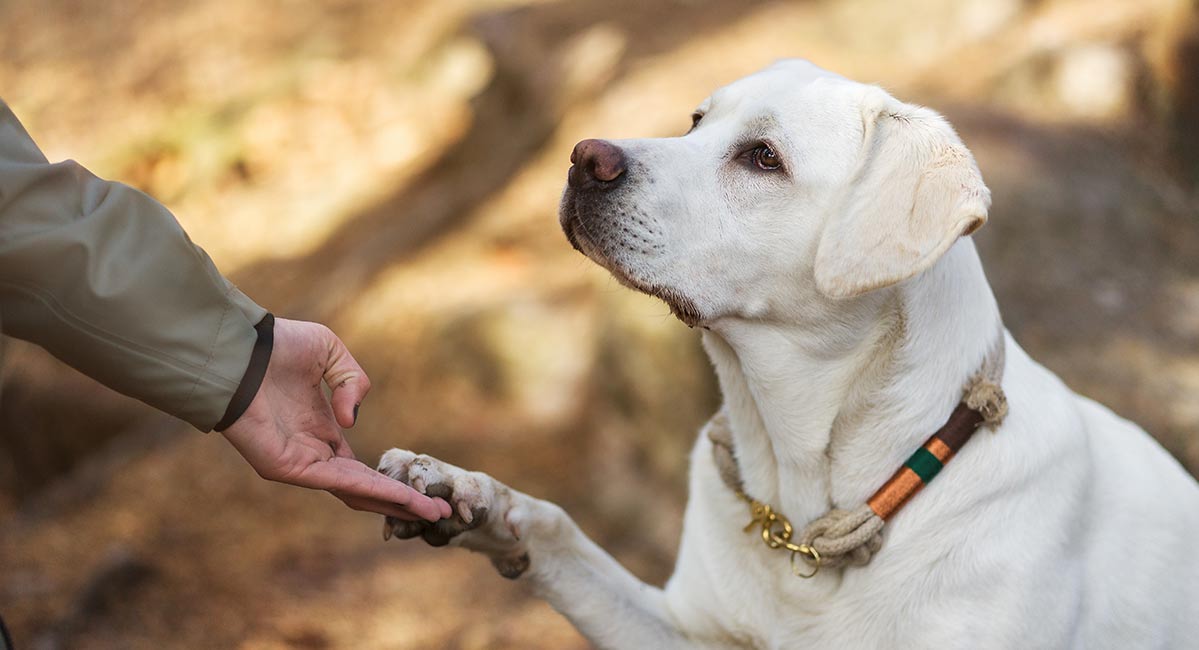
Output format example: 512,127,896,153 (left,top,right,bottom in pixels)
559,195,703,327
